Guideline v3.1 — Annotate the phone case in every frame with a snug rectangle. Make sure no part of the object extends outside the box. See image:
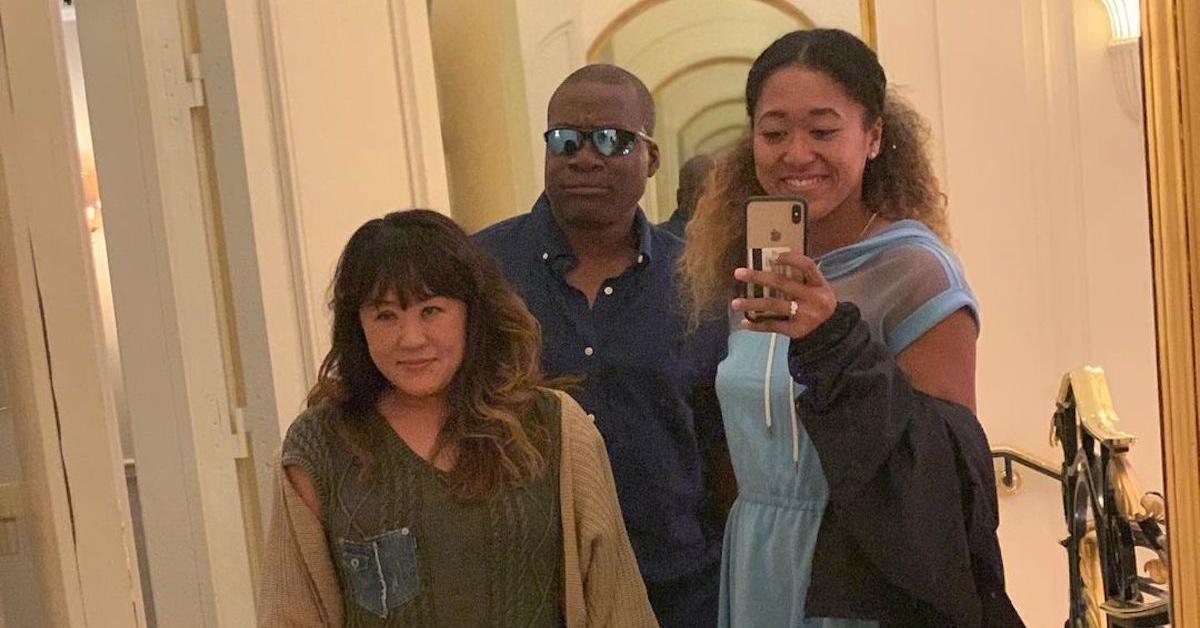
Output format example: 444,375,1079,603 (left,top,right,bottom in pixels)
744,196,808,321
